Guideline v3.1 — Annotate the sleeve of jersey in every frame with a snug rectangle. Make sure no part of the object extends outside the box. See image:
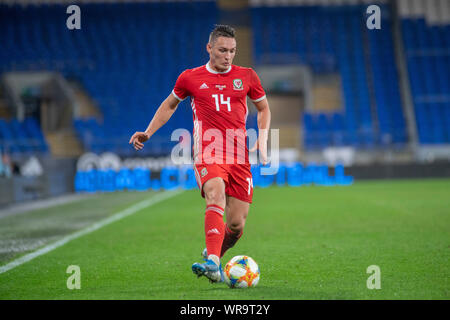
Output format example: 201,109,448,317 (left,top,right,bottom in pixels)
172,71,190,102
248,69,266,103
